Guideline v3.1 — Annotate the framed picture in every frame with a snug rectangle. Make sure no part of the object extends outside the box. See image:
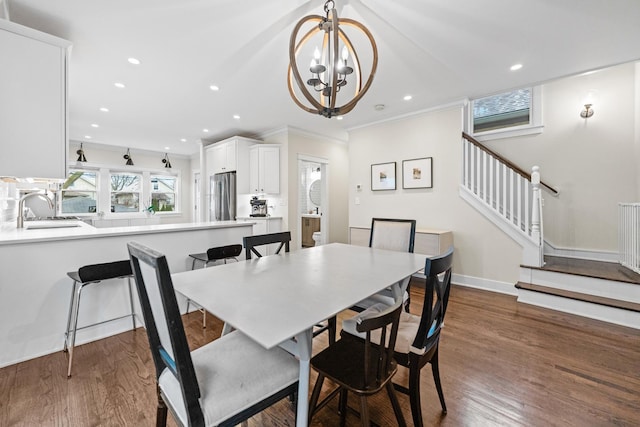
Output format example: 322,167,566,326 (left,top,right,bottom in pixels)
402,157,433,189
371,162,396,191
